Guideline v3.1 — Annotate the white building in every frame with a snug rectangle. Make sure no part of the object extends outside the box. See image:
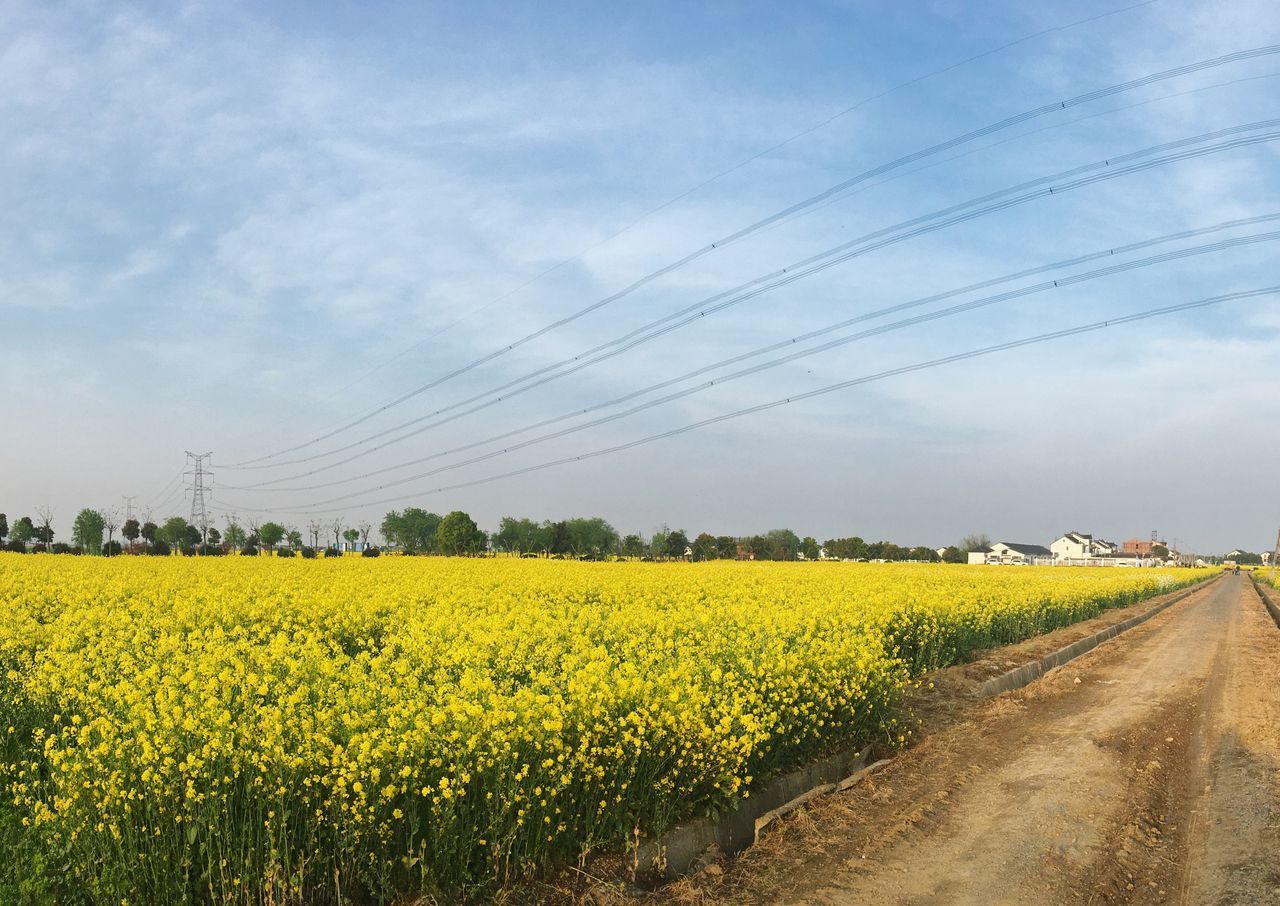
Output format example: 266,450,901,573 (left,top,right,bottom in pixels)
1051,532,1120,561
980,542,1053,565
